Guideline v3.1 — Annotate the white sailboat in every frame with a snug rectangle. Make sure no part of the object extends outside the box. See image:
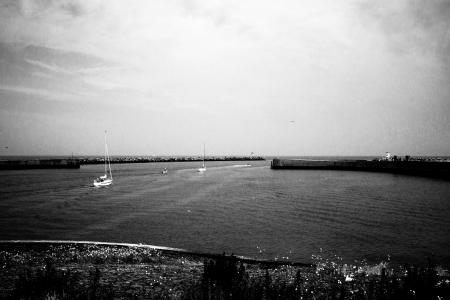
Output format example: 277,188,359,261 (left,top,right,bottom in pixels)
197,143,206,172
93,131,113,187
